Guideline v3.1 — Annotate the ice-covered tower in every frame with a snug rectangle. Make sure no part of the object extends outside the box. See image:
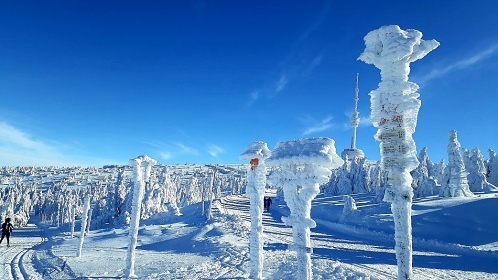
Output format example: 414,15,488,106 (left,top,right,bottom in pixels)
267,138,343,280
359,25,439,280
342,73,365,160
240,141,271,280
